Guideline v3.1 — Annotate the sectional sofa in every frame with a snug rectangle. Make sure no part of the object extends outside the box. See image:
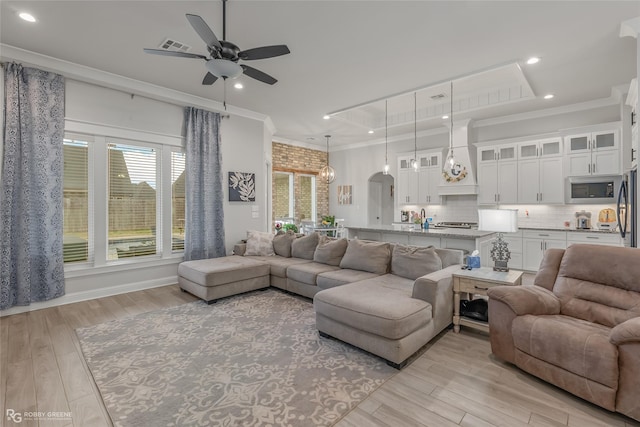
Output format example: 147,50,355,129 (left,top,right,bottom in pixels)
178,231,464,367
